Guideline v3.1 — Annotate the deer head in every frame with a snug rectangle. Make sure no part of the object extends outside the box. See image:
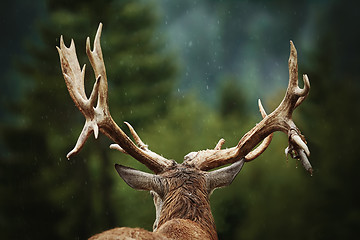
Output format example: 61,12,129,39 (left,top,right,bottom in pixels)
57,23,312,240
